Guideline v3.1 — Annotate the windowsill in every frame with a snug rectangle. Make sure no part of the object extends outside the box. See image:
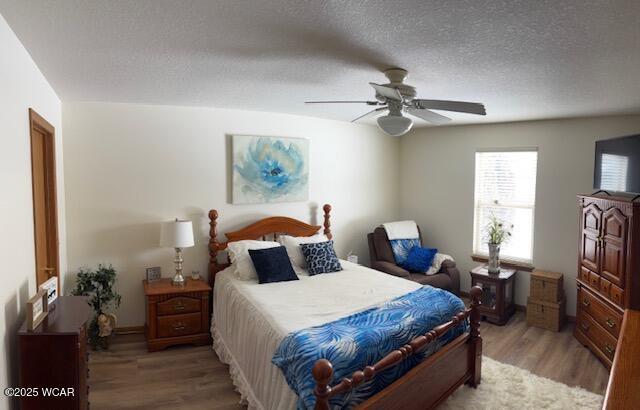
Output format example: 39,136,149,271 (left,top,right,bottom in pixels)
470,254,534,272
